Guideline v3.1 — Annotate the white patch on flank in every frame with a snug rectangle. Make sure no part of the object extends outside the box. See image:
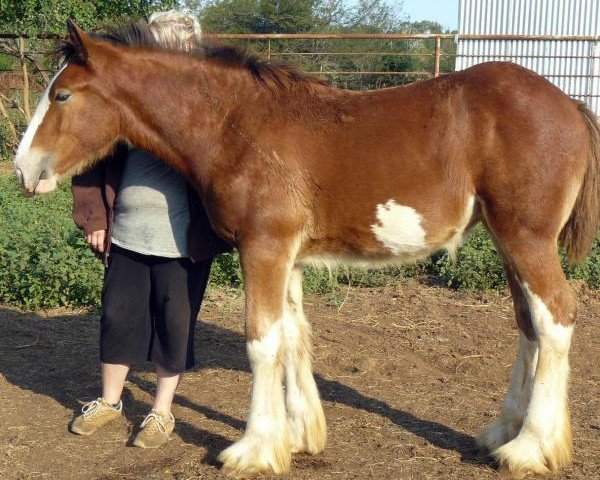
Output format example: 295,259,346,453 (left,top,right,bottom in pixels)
371,200,427,255
15,66,66,163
